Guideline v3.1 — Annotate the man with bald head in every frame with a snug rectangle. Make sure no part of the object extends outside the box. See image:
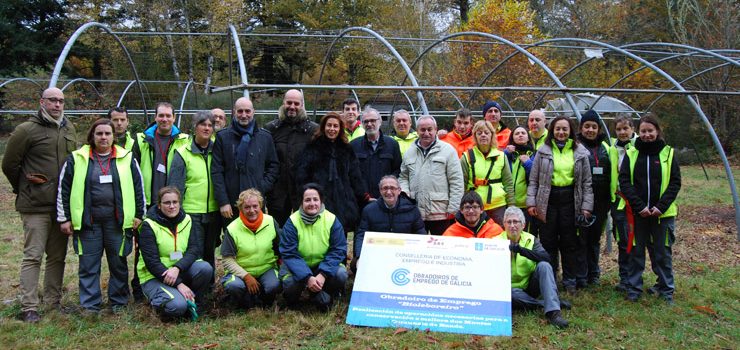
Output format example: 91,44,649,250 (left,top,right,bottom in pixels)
528,109,548,150
211,108,227,131
2,87,77,322
264,89,318,224
212,97,279,224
